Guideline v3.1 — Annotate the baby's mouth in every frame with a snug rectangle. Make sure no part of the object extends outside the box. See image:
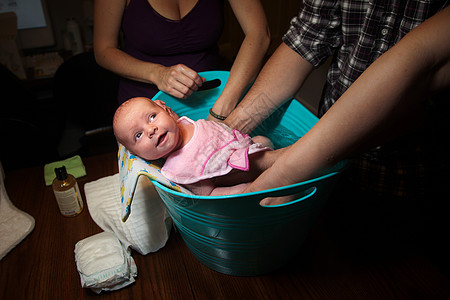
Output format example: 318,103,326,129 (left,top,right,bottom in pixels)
156,132,167,147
